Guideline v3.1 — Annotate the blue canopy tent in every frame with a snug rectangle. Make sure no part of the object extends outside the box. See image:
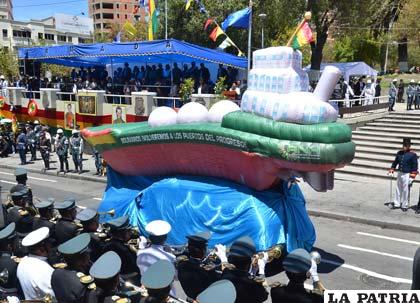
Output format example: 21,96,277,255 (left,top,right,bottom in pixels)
18,39,248,70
